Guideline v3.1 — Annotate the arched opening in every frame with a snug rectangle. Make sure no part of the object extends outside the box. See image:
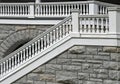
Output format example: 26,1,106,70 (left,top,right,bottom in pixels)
3,38,32,57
